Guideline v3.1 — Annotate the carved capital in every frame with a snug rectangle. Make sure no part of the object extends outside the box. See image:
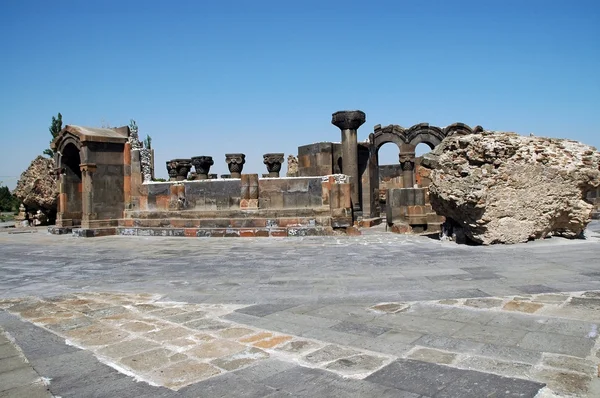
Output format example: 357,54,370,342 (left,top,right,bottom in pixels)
166,159,192,181
331,110,366,131
225,153,246,177
399,154,415,171
191,156,214,179
263,153,284,177
79,163,97,173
